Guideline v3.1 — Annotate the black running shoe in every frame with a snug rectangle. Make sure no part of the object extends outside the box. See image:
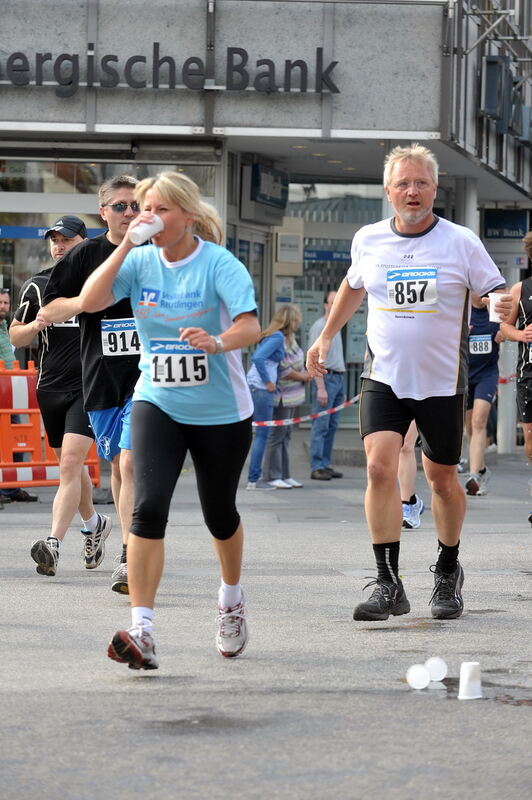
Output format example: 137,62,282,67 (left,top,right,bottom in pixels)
429,562,464,619
353,577,411,621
